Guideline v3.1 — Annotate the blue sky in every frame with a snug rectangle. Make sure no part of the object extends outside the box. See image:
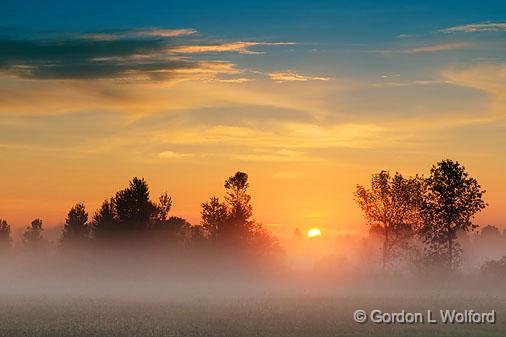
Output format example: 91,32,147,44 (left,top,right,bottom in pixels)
1,1,505,39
